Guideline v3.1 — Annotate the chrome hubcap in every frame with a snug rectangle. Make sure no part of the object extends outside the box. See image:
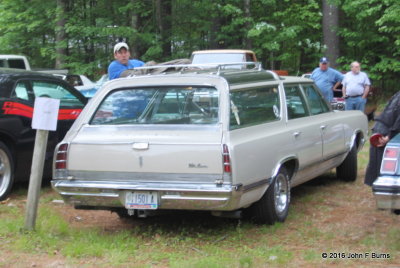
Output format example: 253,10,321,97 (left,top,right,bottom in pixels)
274,174,289,214
0,149,11,197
